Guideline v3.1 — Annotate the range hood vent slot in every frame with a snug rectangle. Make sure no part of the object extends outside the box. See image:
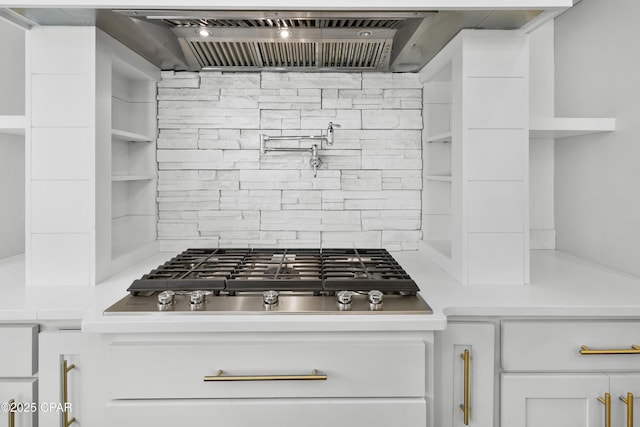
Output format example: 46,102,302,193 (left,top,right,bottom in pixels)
321,40,390,69
162,17,405,29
